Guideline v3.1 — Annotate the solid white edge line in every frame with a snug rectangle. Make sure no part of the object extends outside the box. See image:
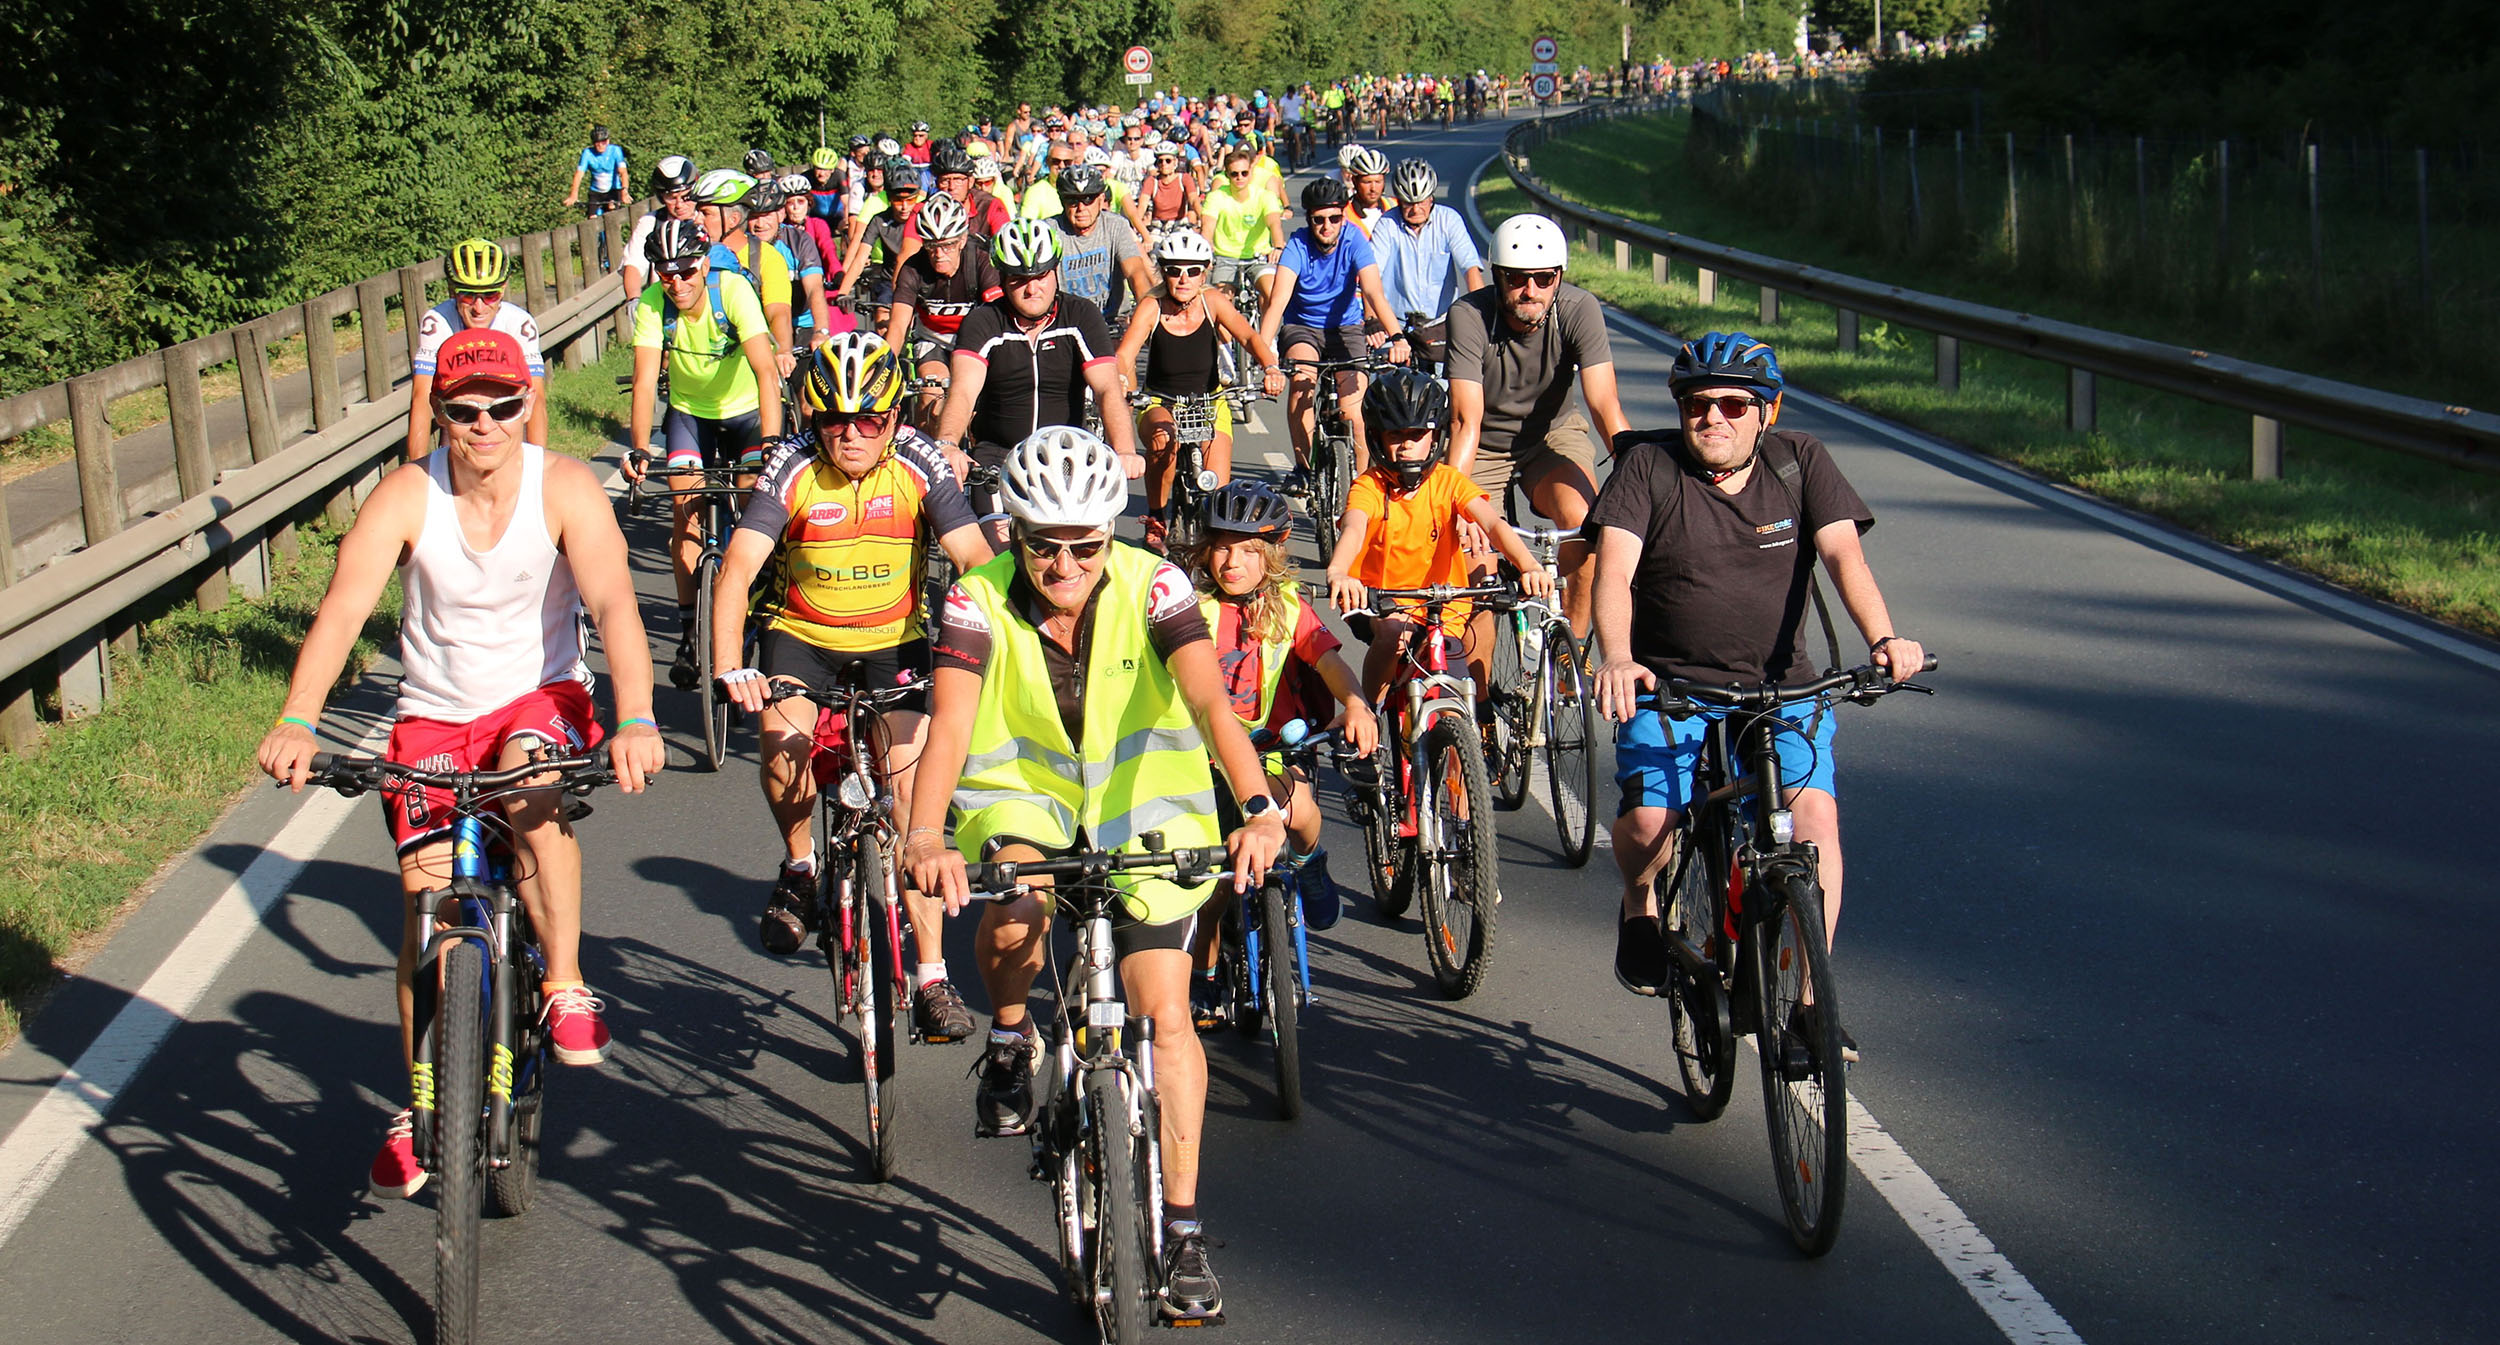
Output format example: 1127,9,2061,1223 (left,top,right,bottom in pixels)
1467,145,2087,1343
0,720,387,1253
